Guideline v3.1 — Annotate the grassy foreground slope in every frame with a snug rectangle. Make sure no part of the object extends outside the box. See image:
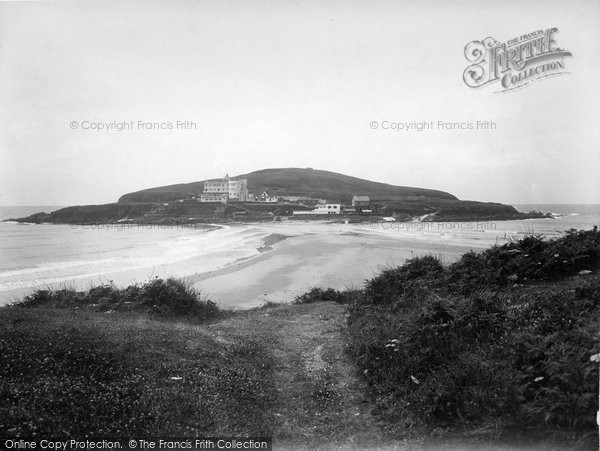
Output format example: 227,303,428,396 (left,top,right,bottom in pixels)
1,229,598,449
0,279,393,449
334,227,599,448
